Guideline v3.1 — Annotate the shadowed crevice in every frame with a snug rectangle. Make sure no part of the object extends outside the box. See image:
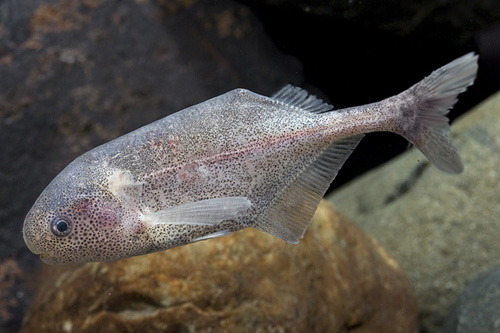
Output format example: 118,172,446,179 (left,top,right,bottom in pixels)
383,162,429,205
